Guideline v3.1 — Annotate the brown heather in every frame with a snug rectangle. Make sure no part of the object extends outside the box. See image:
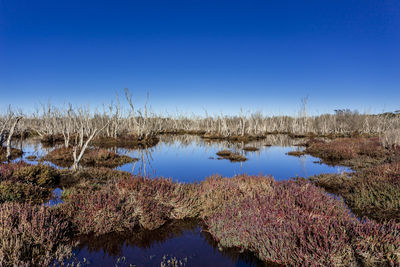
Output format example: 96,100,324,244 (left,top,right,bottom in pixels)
43,146,136,168
202,176,400,266
0,146,23,161
0,162,58,203
0,202,73,266
58,173,400,266
61,176,201,234
216,150,247,162
312,162,400,222
305,137,385,163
